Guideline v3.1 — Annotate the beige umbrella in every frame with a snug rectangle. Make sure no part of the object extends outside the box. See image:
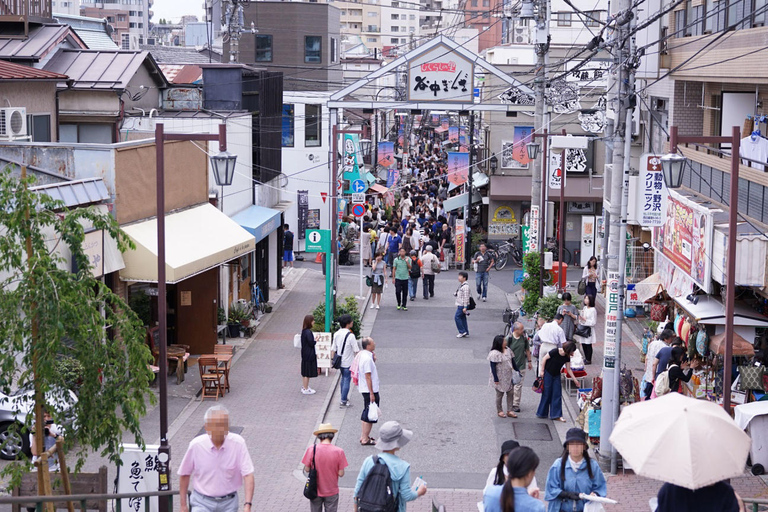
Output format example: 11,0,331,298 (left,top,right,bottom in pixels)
609,393,751,490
